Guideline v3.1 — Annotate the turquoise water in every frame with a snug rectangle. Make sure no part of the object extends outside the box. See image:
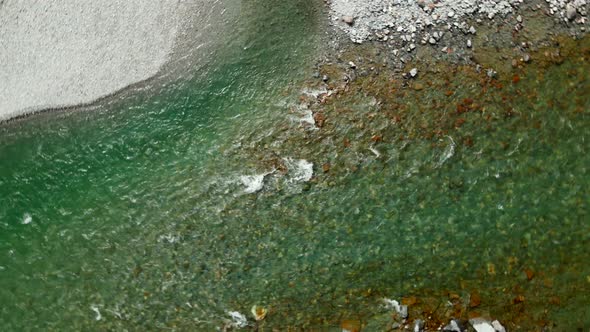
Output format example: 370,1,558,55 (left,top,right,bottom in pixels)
1,0,589,330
